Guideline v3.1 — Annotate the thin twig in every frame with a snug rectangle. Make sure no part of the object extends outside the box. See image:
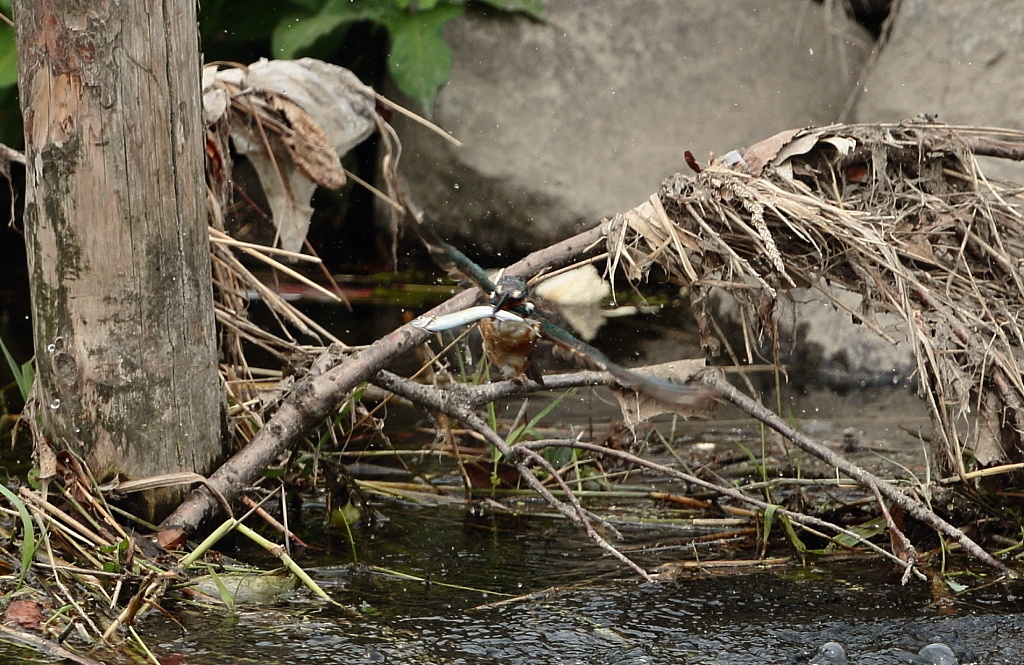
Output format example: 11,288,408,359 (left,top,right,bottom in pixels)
705,374,1013,577
371,370,652,580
